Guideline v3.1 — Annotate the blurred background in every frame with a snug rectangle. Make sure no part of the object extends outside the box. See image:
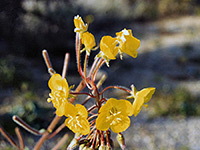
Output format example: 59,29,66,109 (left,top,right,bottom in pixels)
0,0,200,149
